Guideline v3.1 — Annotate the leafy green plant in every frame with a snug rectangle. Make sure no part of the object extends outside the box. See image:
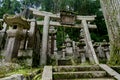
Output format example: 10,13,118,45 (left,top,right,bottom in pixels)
33,74,42,80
